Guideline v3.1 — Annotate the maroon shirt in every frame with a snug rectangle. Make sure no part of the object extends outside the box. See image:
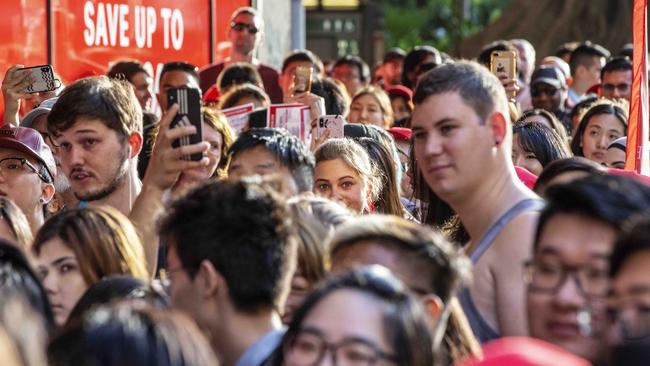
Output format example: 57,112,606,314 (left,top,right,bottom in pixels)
199,62,283,103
